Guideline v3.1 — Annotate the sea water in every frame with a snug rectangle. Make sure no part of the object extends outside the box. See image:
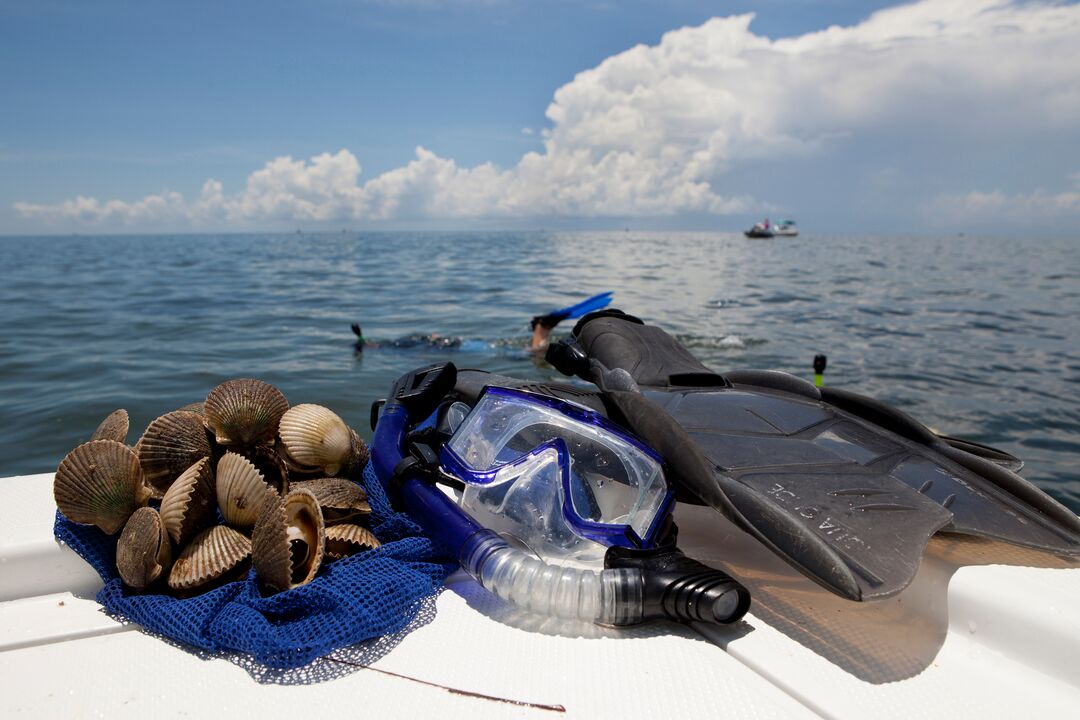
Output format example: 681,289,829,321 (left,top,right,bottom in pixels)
2,231,1077,511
